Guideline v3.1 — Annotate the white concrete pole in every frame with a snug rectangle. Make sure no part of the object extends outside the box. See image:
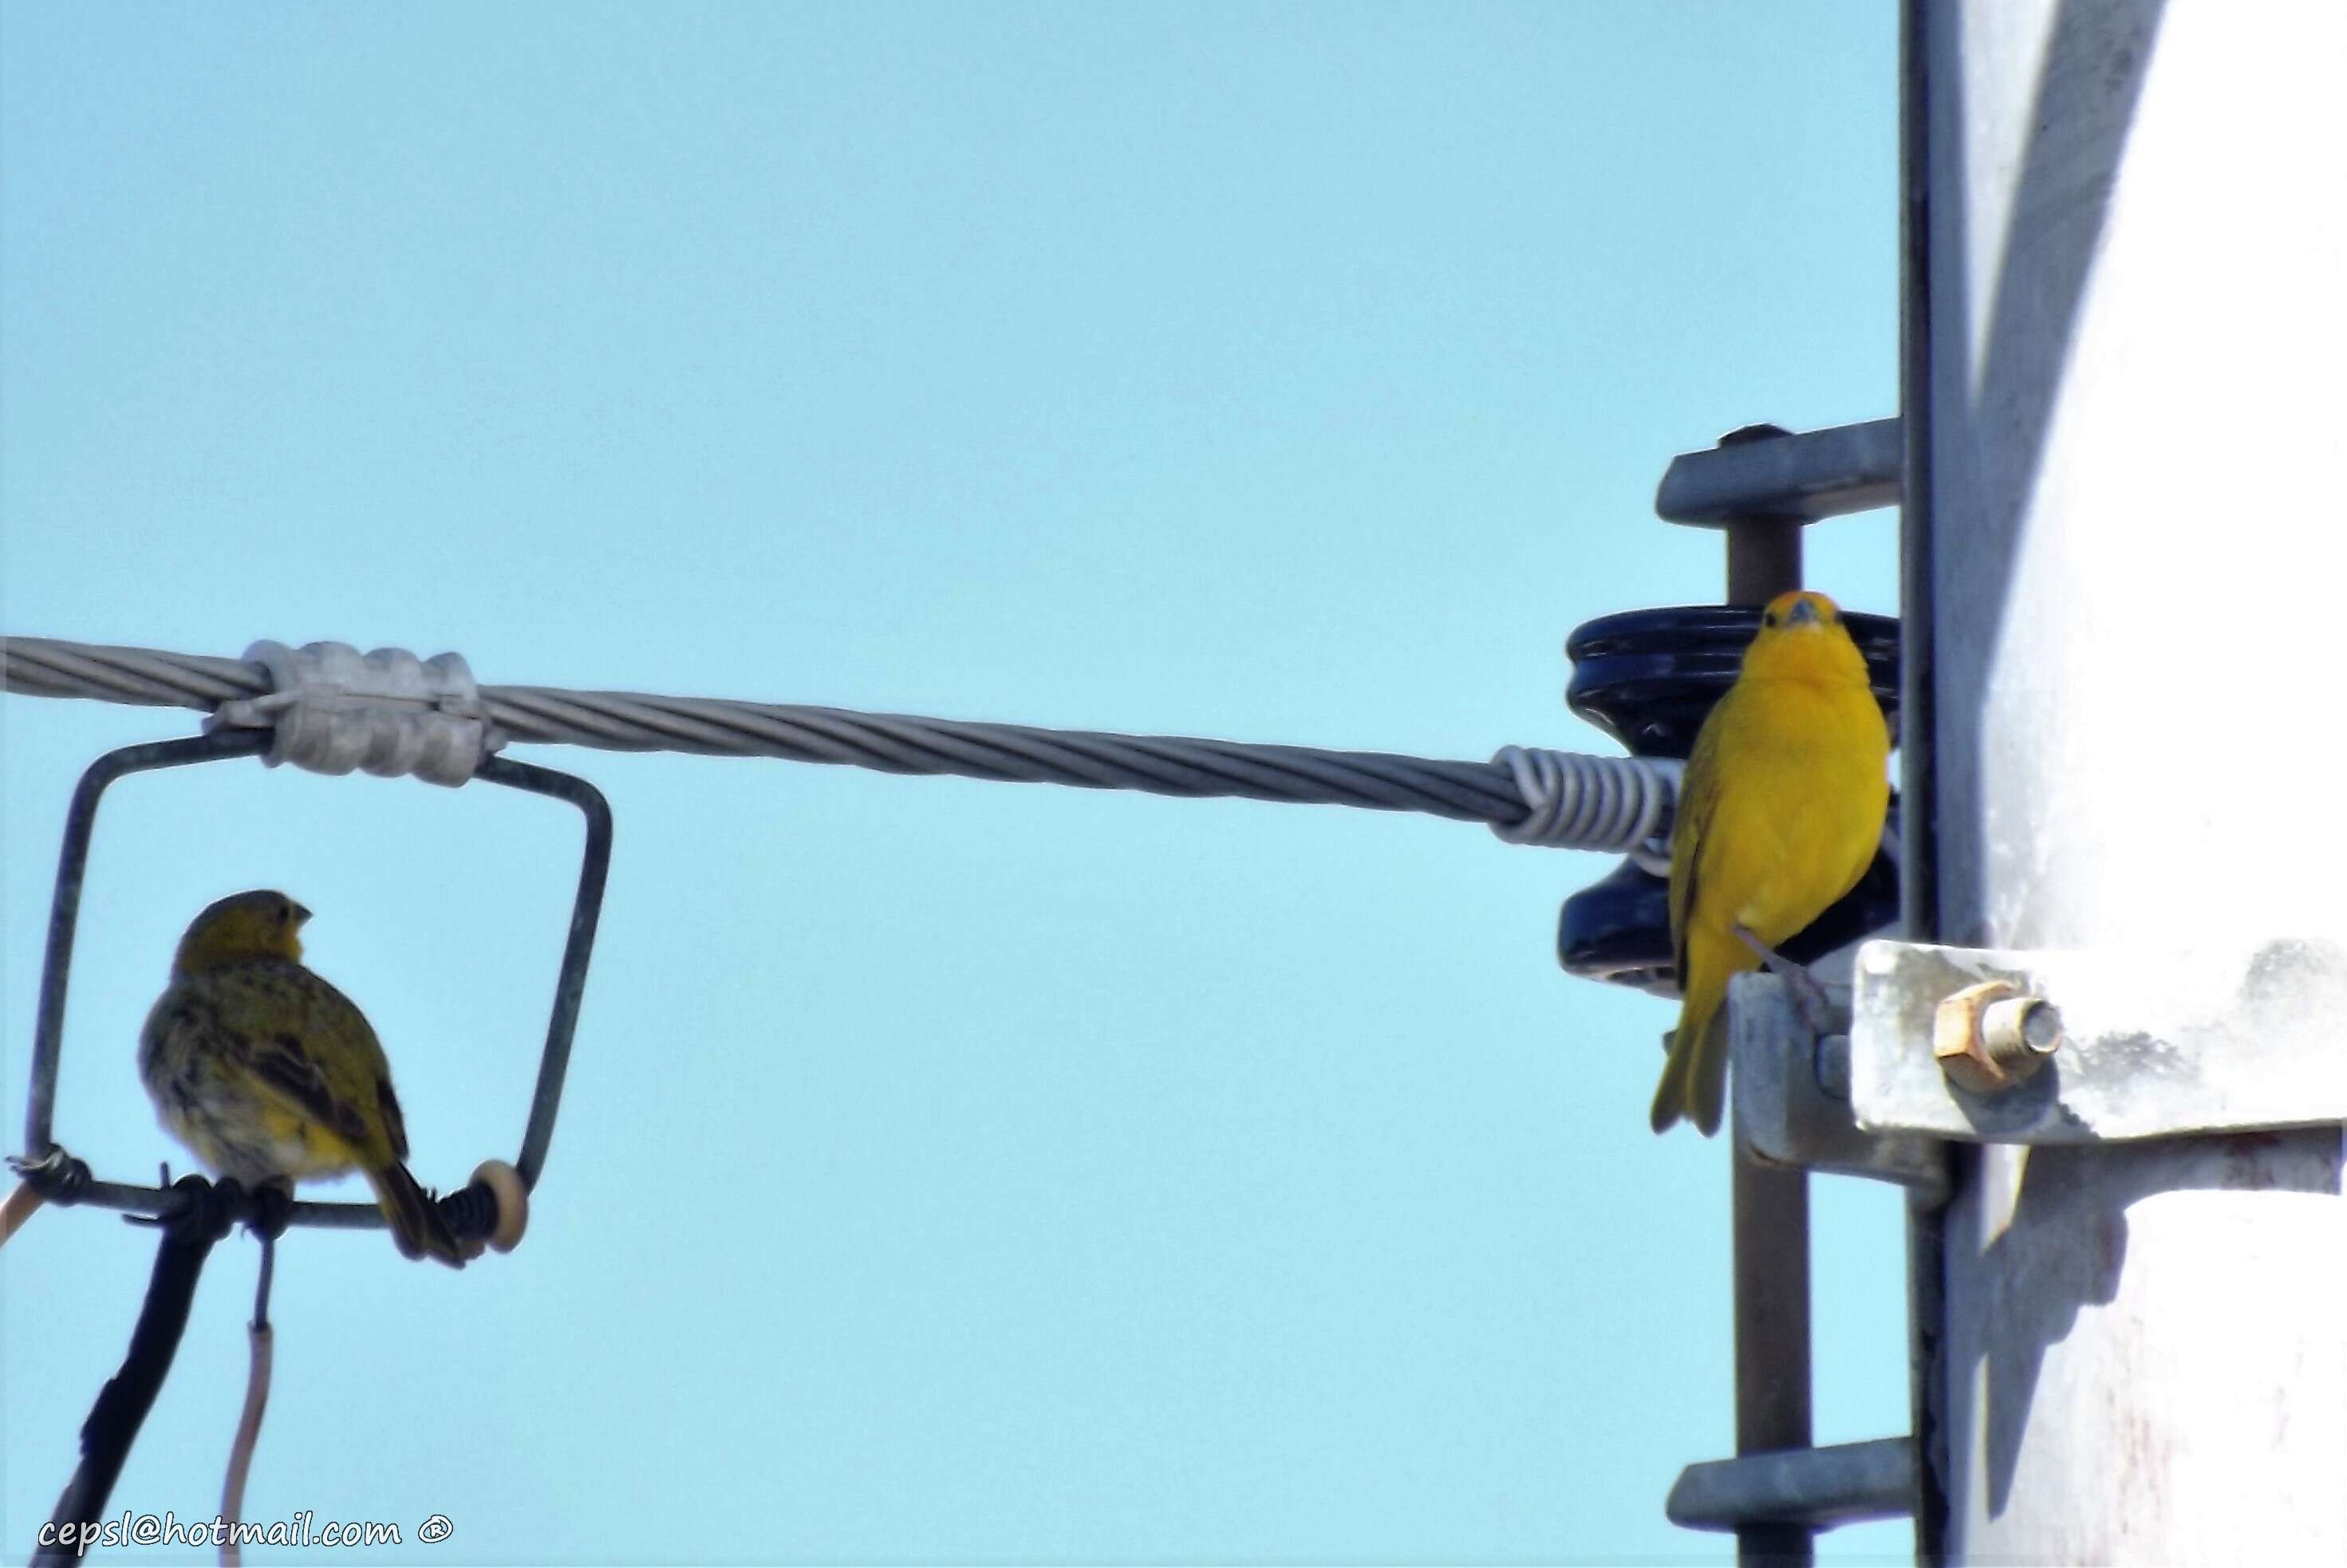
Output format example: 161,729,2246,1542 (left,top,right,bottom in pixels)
1916,2,2346,1561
